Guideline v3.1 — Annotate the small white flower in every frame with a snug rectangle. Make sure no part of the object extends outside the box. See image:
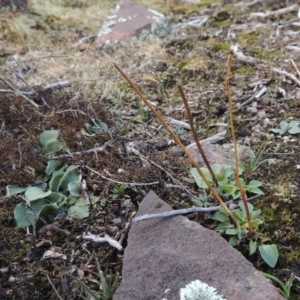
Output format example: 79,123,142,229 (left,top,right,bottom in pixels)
180,280,226,300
